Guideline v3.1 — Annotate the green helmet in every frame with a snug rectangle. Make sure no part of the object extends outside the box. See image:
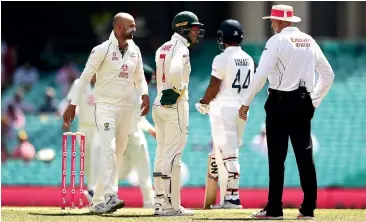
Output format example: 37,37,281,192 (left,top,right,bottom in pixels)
172,11,205,43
